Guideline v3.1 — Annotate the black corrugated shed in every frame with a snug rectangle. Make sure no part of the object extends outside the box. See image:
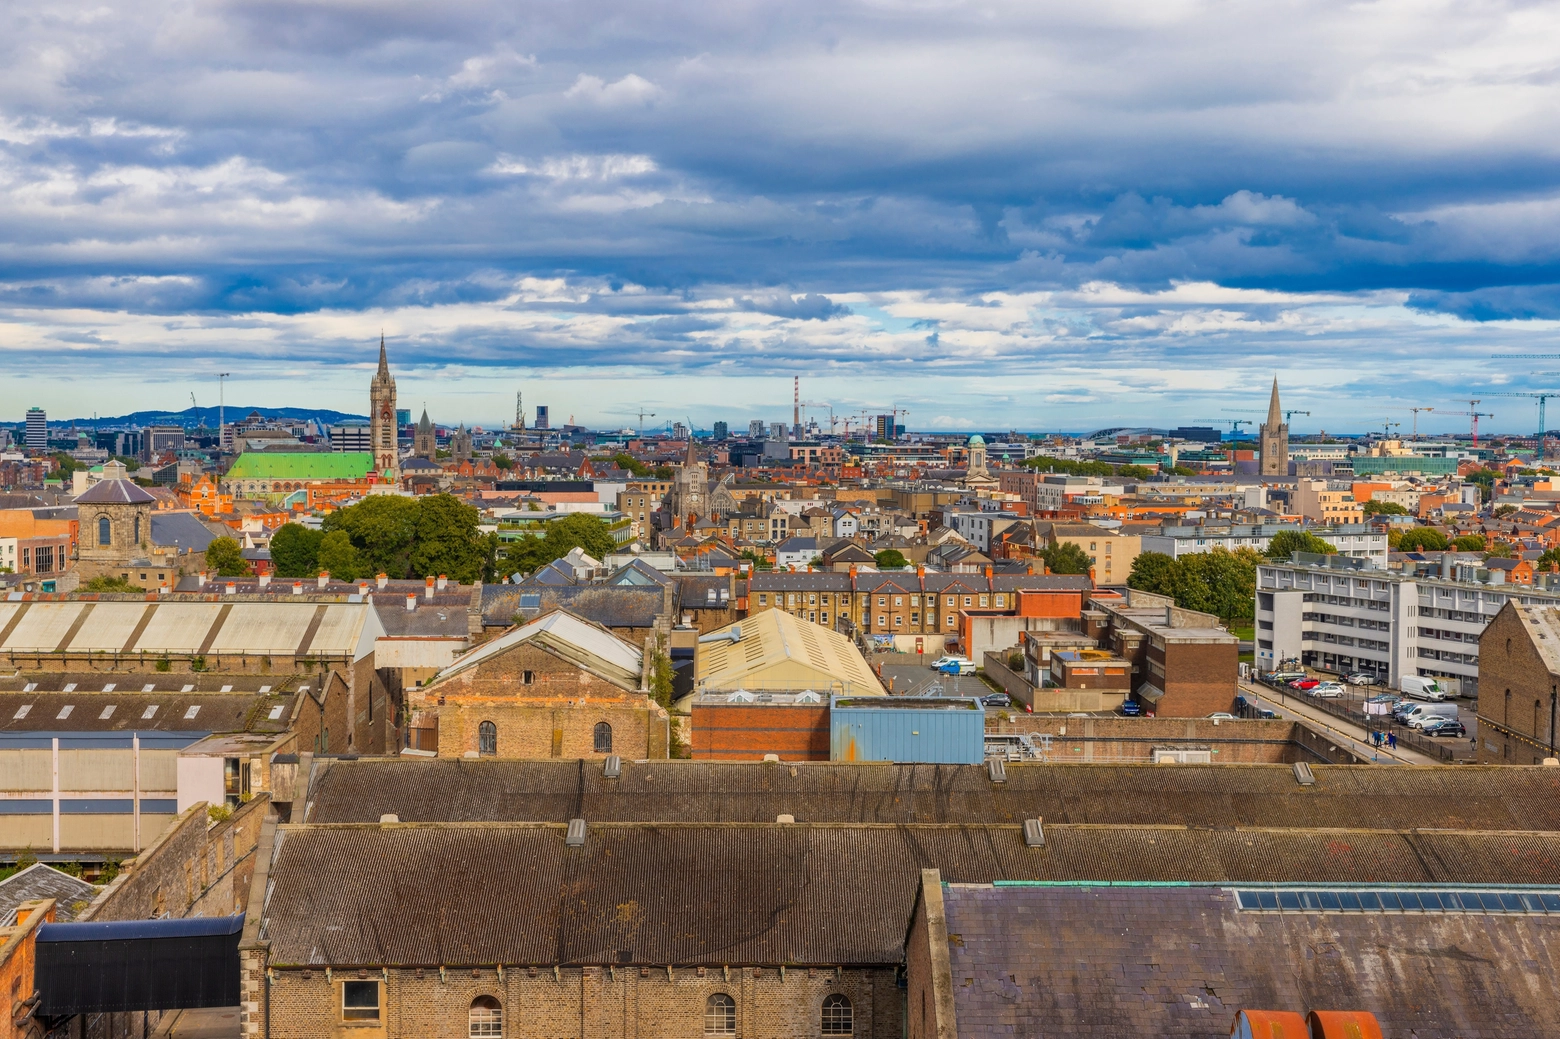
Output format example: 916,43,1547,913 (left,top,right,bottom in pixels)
35,916,243,1014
